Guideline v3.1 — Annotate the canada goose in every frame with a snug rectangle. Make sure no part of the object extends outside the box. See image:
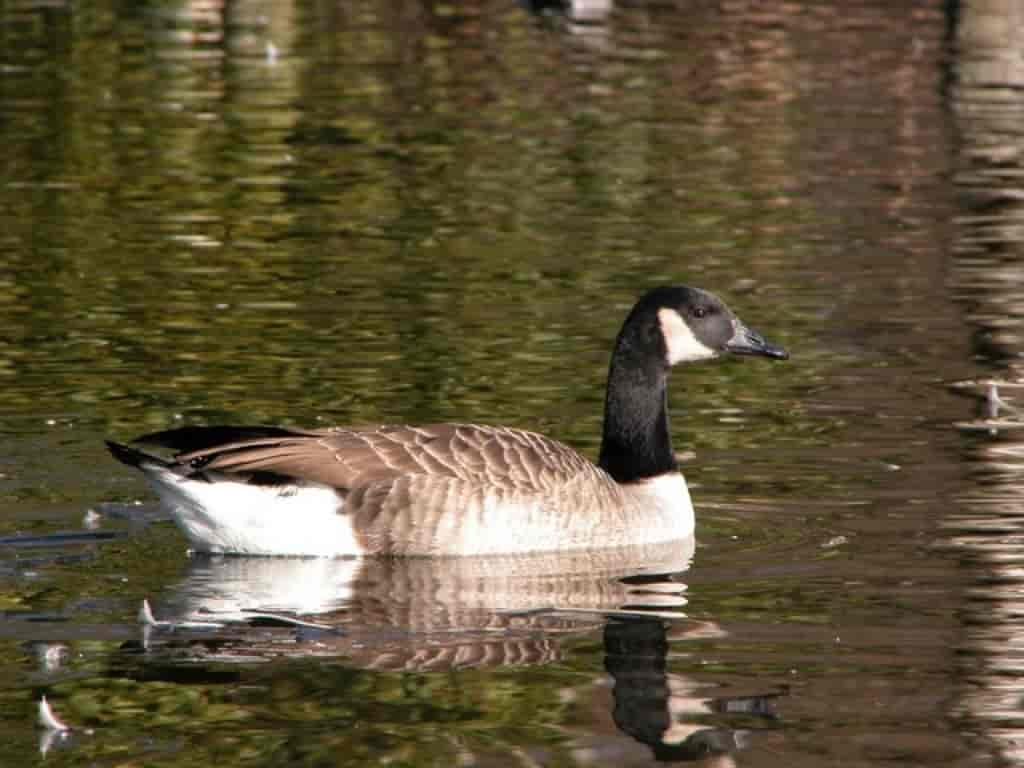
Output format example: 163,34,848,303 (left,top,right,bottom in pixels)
106,285,787,556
